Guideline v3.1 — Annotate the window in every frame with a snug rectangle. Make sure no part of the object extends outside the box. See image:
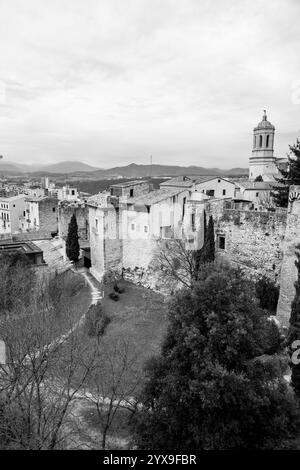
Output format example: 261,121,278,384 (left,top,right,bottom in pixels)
130,189,134,197
206,189,215,197
218,235,225,250
222,189,226,196
52,207,56,212
266,135,270,148
256,192,259,197
191,213,196,231
95,218,99,231
218,179,221,183
144,225,148,233
131,223,135,231
71,190,75,195
259,135,263,147
182,197,186,218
